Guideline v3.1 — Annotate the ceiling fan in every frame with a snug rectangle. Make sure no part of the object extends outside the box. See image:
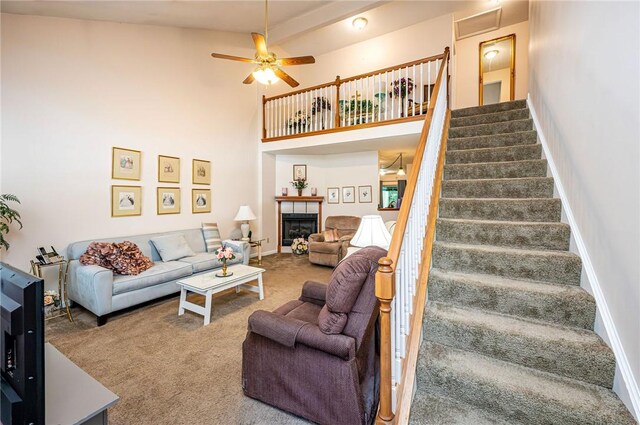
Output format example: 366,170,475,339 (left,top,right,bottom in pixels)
210,0,315,87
